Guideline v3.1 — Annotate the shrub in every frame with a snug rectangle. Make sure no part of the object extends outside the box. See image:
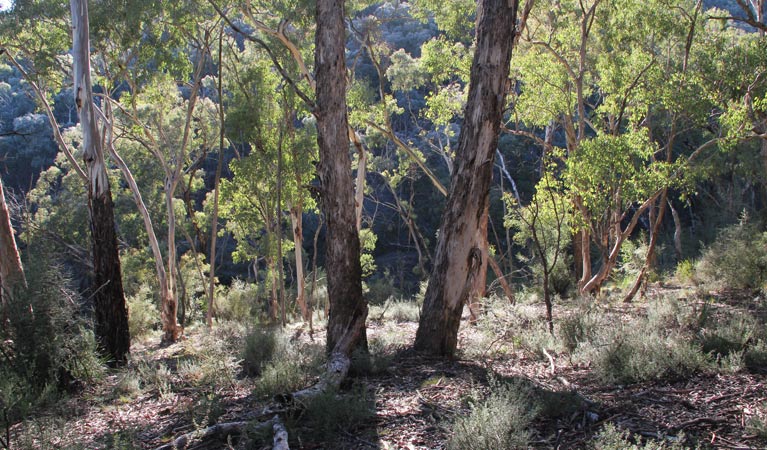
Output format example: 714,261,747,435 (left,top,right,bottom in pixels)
242,327,281,376
592,324,708,384
696,218,767,290
746,403,767,439
559,302,602,353
294,383,374,443
0,251,105,430
674,259,696,284
745,340,767,374
216,279,258,322
589,423,686,449
252,335,325,399
126,283,159,338
365,275,403,306
698,313,757,357
447,379,539,450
